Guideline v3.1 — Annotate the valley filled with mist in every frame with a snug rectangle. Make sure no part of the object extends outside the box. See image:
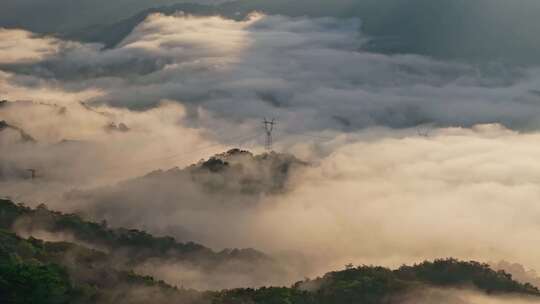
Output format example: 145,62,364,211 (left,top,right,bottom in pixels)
2,0,540,303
